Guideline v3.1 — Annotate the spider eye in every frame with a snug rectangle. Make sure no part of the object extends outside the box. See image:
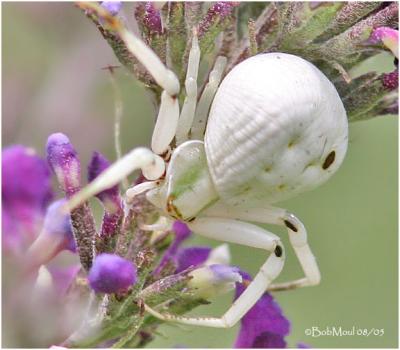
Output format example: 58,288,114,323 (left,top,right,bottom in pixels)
322,151,336,170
